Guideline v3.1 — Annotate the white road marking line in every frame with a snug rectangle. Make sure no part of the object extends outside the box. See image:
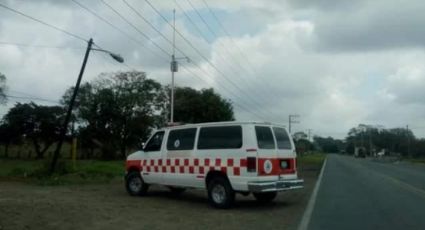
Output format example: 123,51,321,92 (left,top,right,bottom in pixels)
298,157,327,230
